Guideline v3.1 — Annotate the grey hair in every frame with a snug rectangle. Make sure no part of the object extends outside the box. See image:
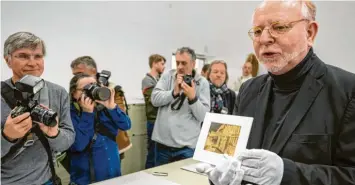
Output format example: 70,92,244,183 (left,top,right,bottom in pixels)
252,0,316,23
175,47,197,61
70,56,97,70
3,32,46,58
